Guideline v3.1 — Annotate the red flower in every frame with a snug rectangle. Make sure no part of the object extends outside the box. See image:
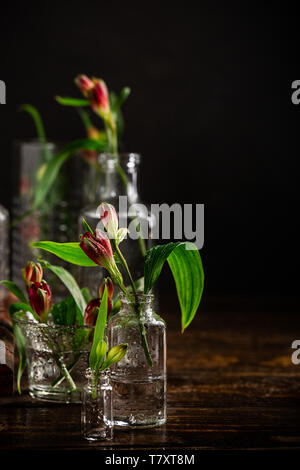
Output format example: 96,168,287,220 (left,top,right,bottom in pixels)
91,79,109,114
75,74,110,117
84,297,113,326
75,75,94,97
80,231,114,270
29,281,52,322
22,262,43,287
84,298,101,326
